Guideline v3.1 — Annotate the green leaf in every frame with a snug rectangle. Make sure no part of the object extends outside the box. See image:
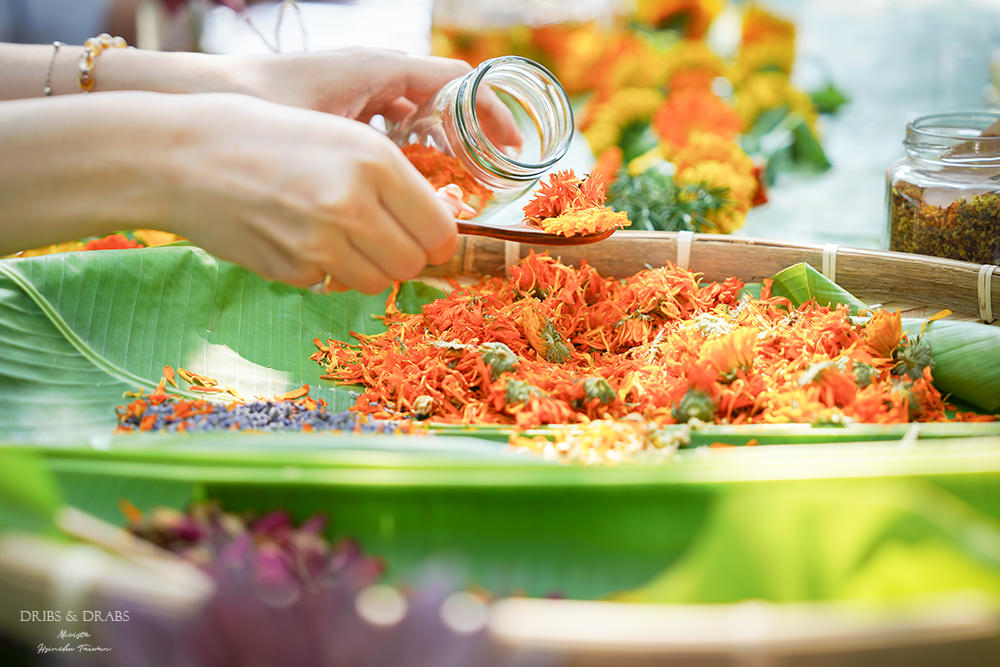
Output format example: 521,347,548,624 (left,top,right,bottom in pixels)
618,479,1000,604
607,166,728,232
618,121,660,163
901,318,1000,412
0,449,61,536
789,115,832,171
769,262,867,314
810,81,850,114
0,247,442,443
